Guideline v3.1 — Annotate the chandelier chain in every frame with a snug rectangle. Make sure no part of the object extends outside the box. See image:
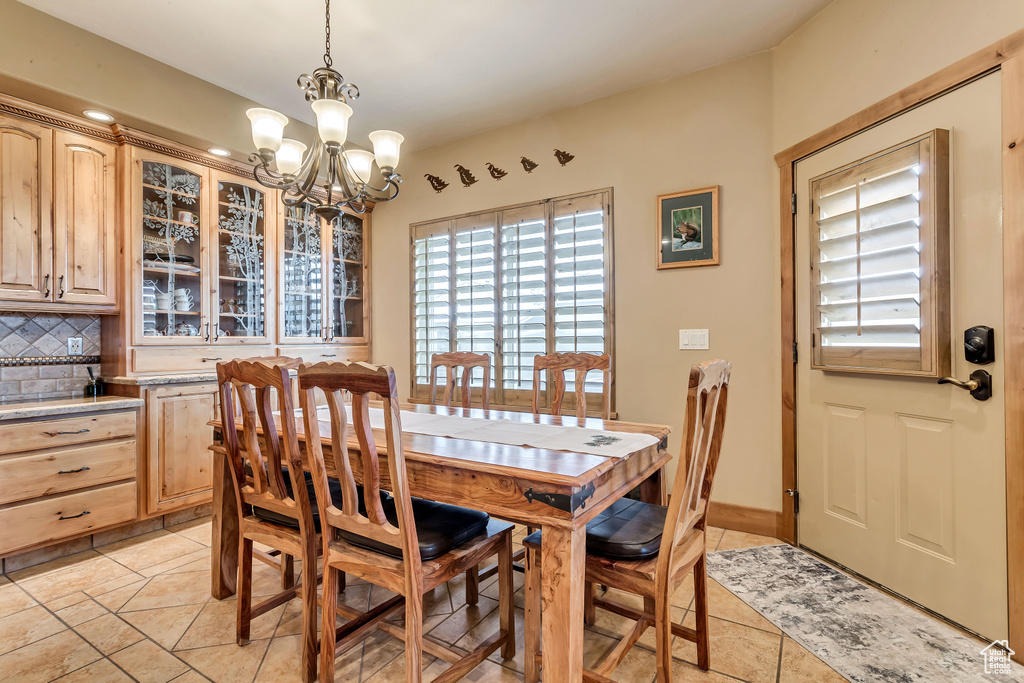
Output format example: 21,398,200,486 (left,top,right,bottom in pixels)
324,0,332,68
